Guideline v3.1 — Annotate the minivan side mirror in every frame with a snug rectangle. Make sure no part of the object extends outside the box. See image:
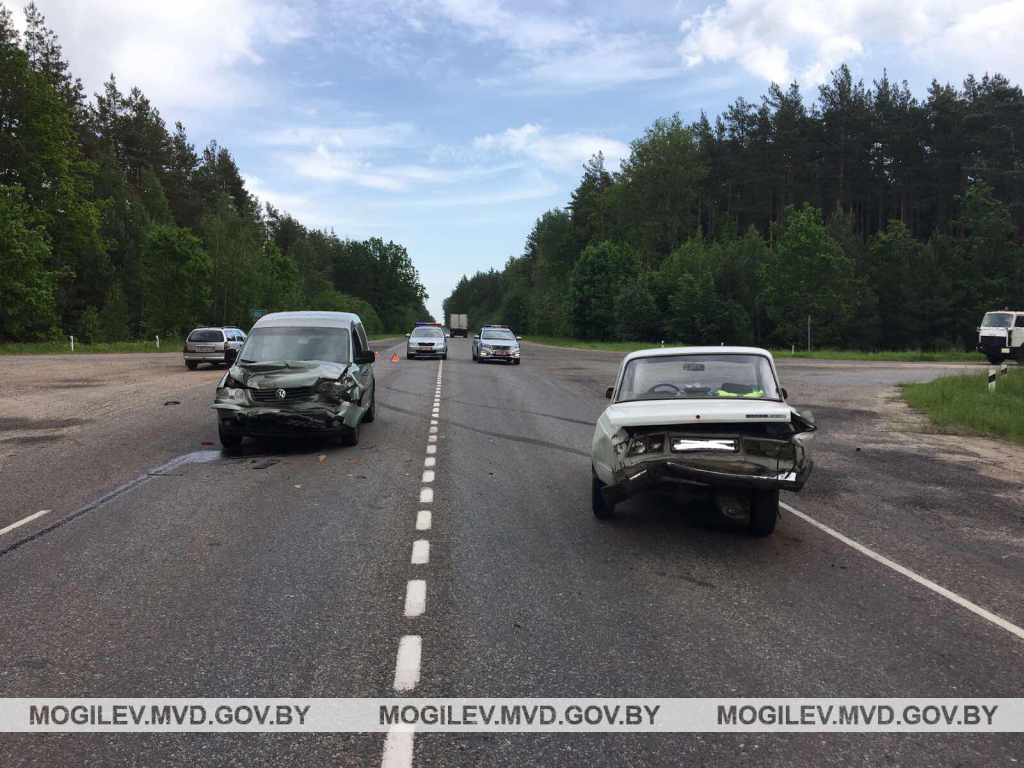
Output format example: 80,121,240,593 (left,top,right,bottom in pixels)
355,350,375,365
516,336,522,340
605,386,614,399
405,333,410,337
780,387,789,400
473,334,480,340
